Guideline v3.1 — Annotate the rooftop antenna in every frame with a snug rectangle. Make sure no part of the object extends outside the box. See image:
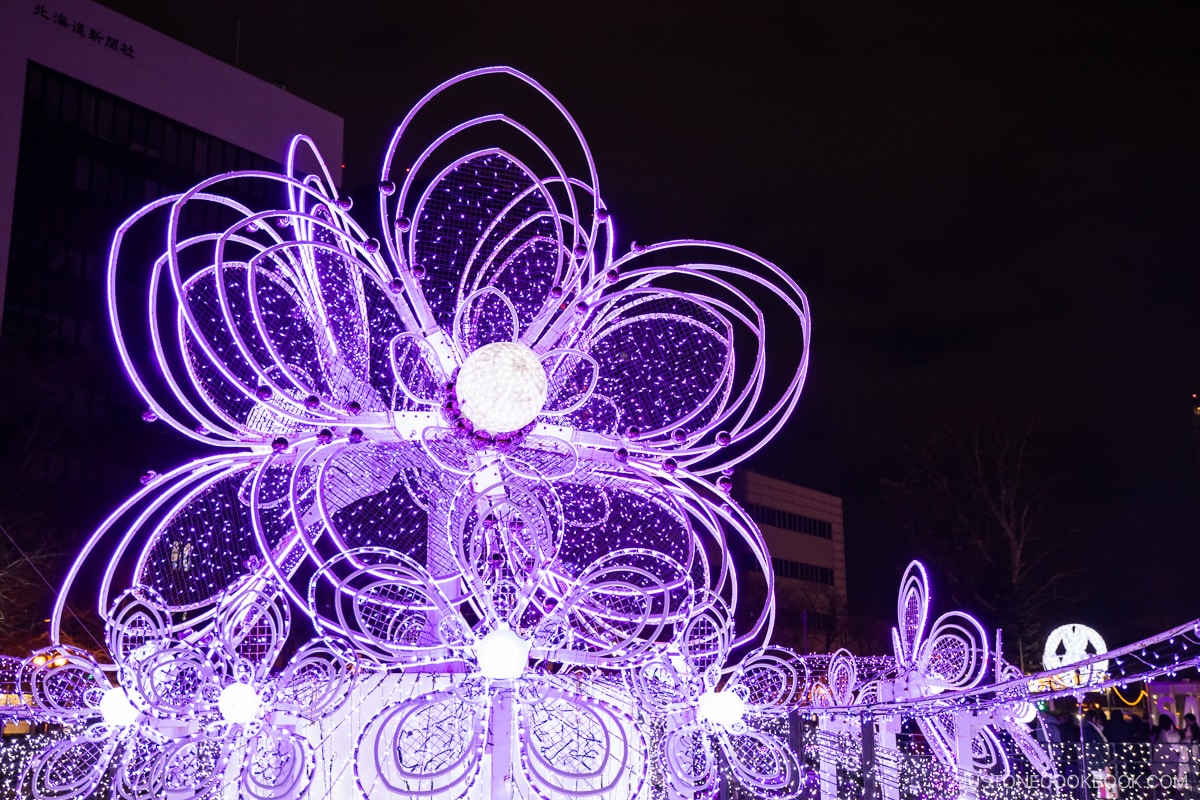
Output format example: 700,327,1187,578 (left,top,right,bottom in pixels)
234,0,245,67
